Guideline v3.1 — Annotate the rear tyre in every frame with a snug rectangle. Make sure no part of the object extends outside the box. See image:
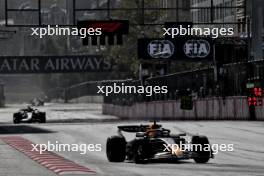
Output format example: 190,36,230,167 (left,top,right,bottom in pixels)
192,136,211,163
106,136,126,162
